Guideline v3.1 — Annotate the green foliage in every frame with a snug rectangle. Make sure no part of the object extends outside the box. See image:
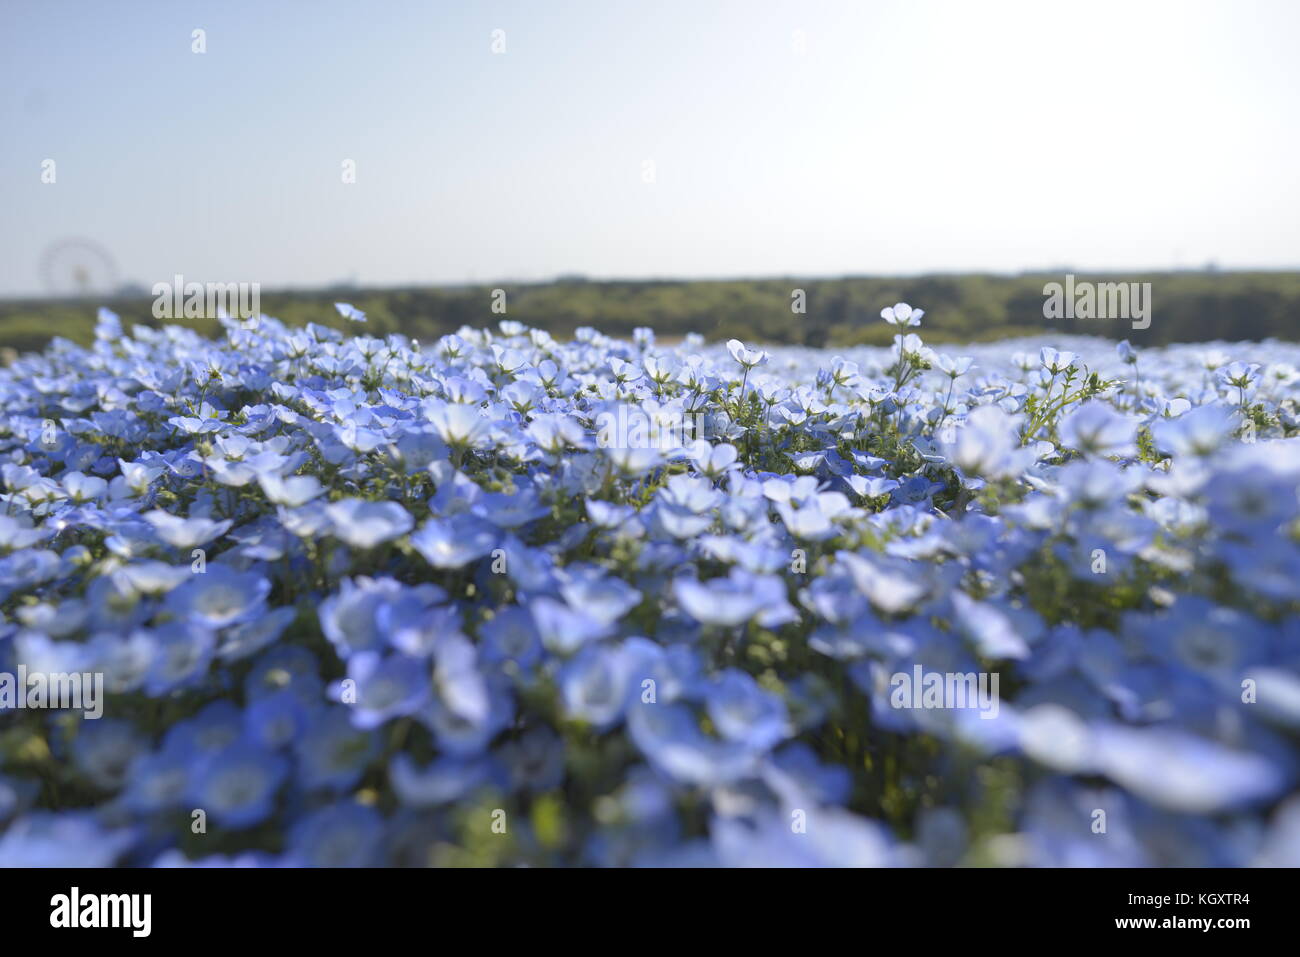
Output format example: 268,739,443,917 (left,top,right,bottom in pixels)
1020,366,1121,446
4,270,1300,356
